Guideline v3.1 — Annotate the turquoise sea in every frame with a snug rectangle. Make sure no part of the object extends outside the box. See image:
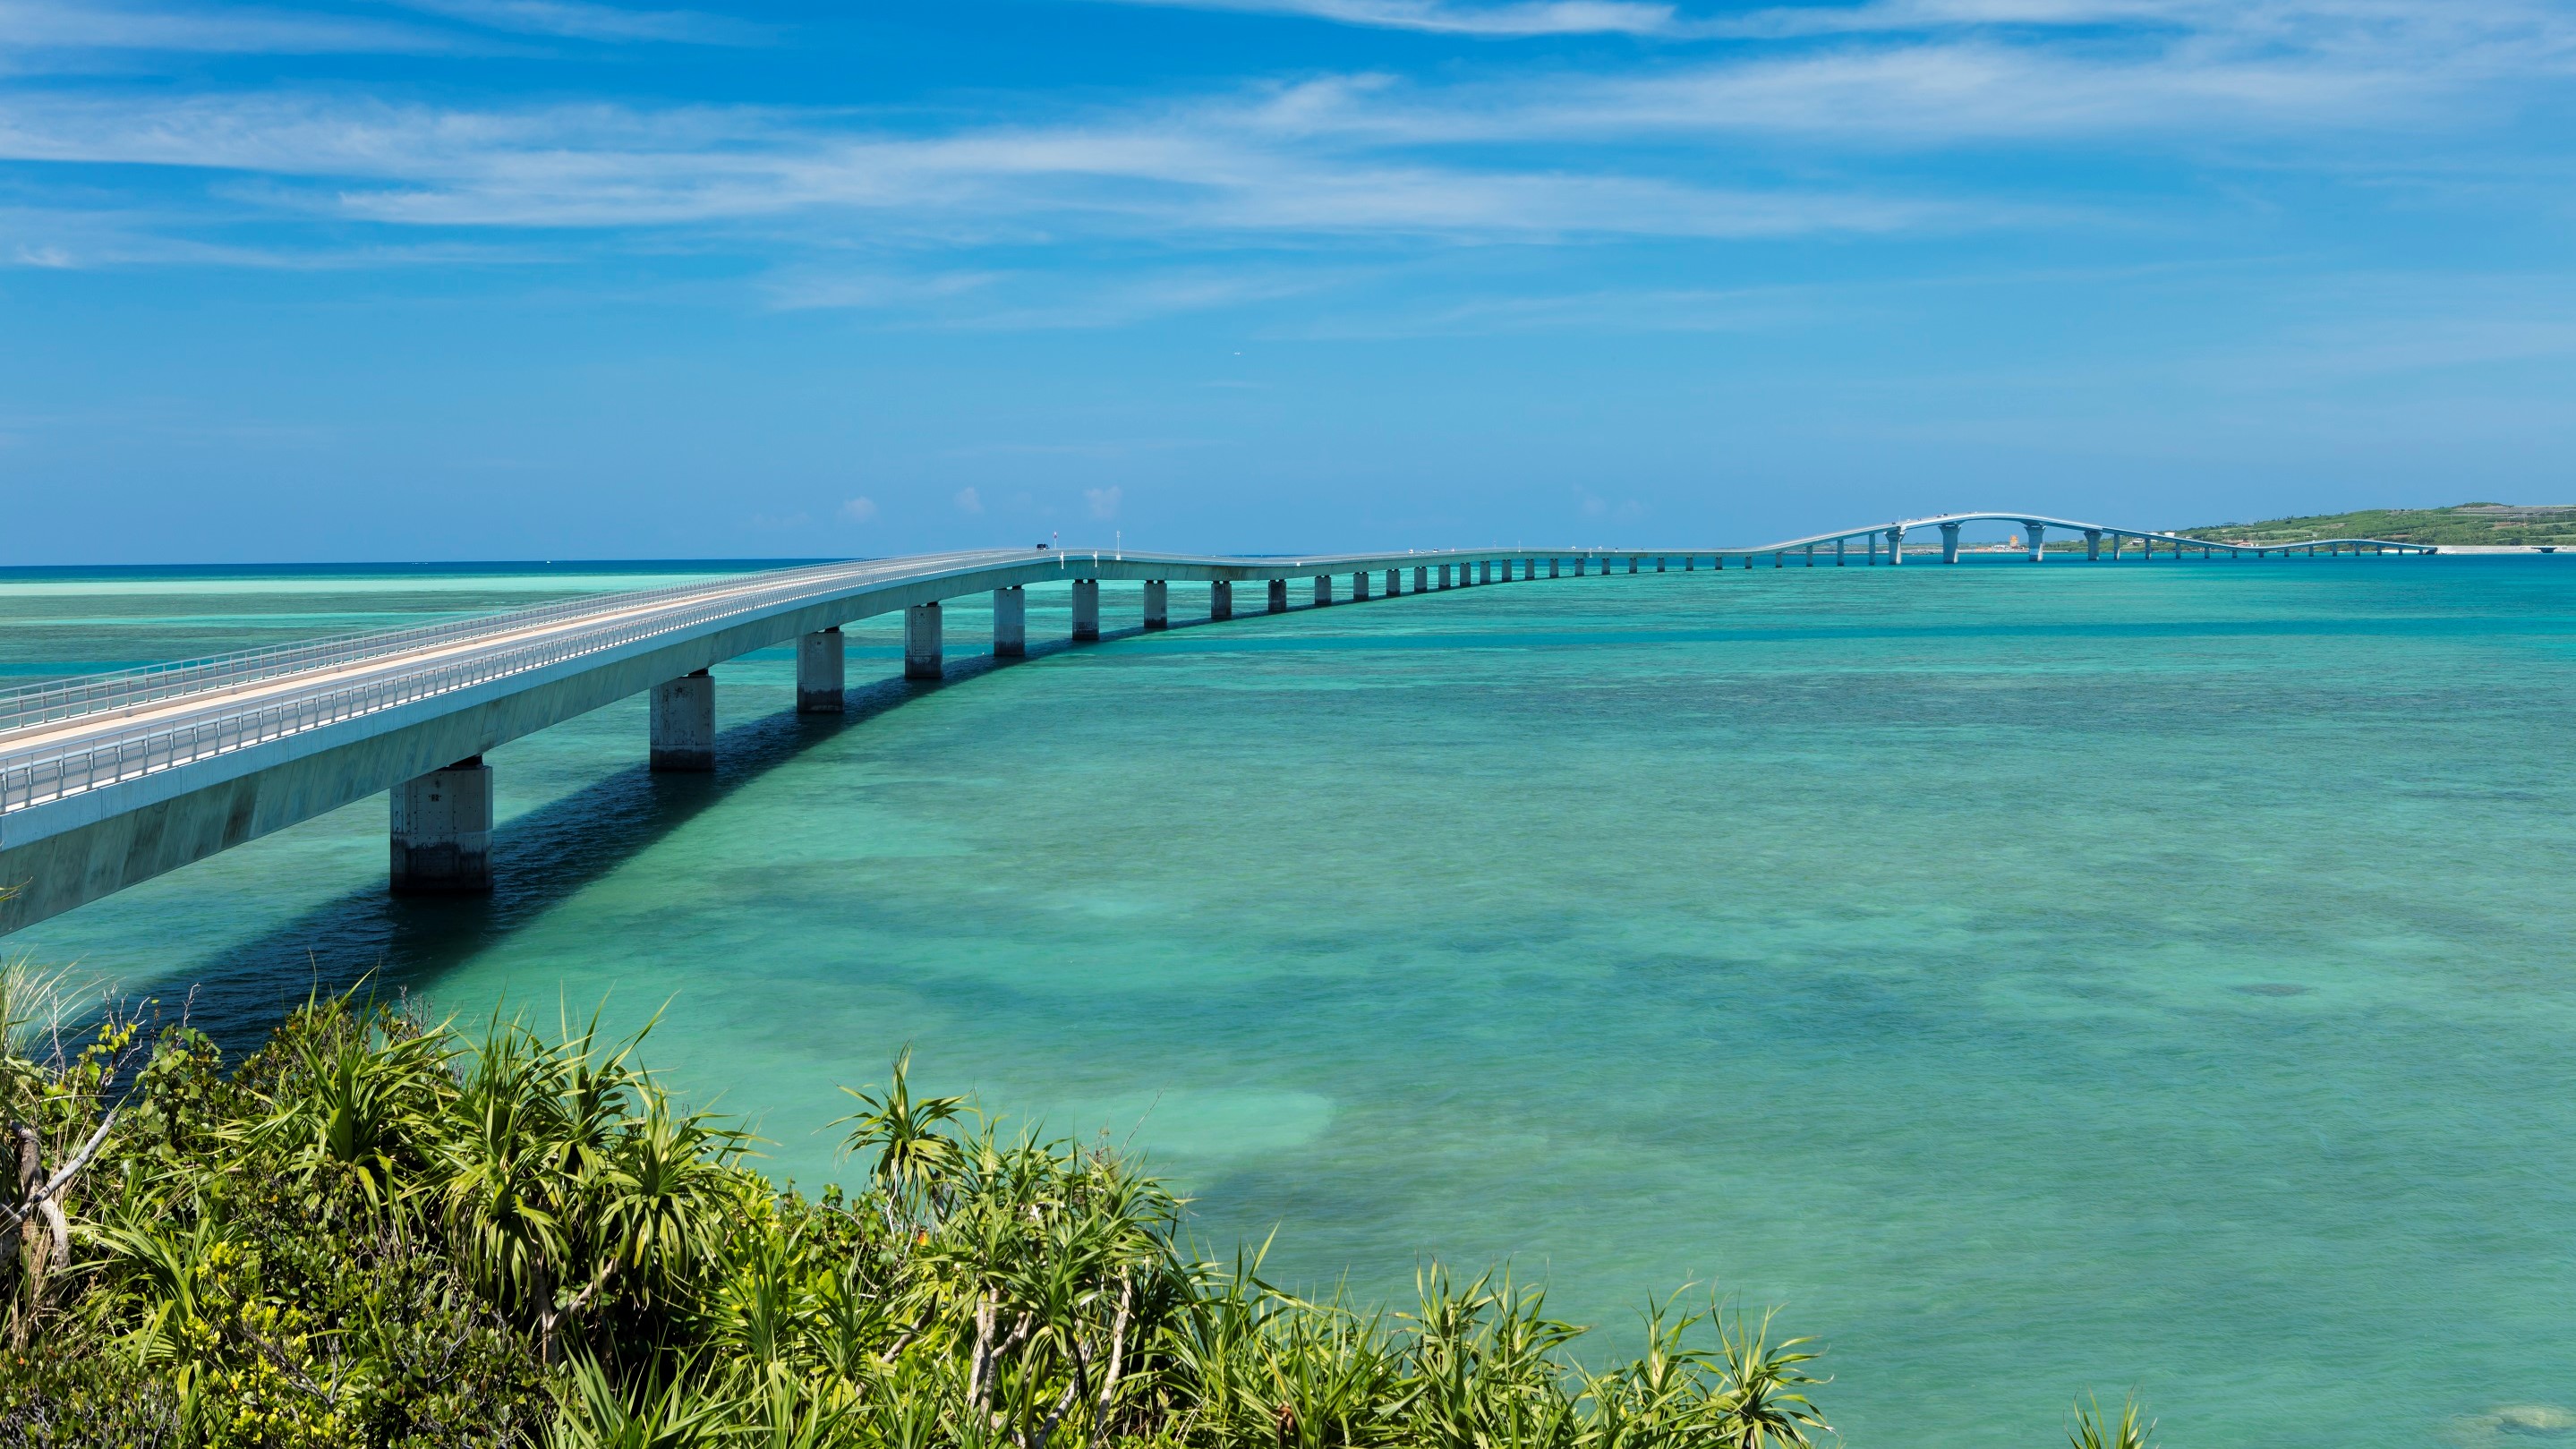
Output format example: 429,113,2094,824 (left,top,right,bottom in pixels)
7,553,2576,1448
